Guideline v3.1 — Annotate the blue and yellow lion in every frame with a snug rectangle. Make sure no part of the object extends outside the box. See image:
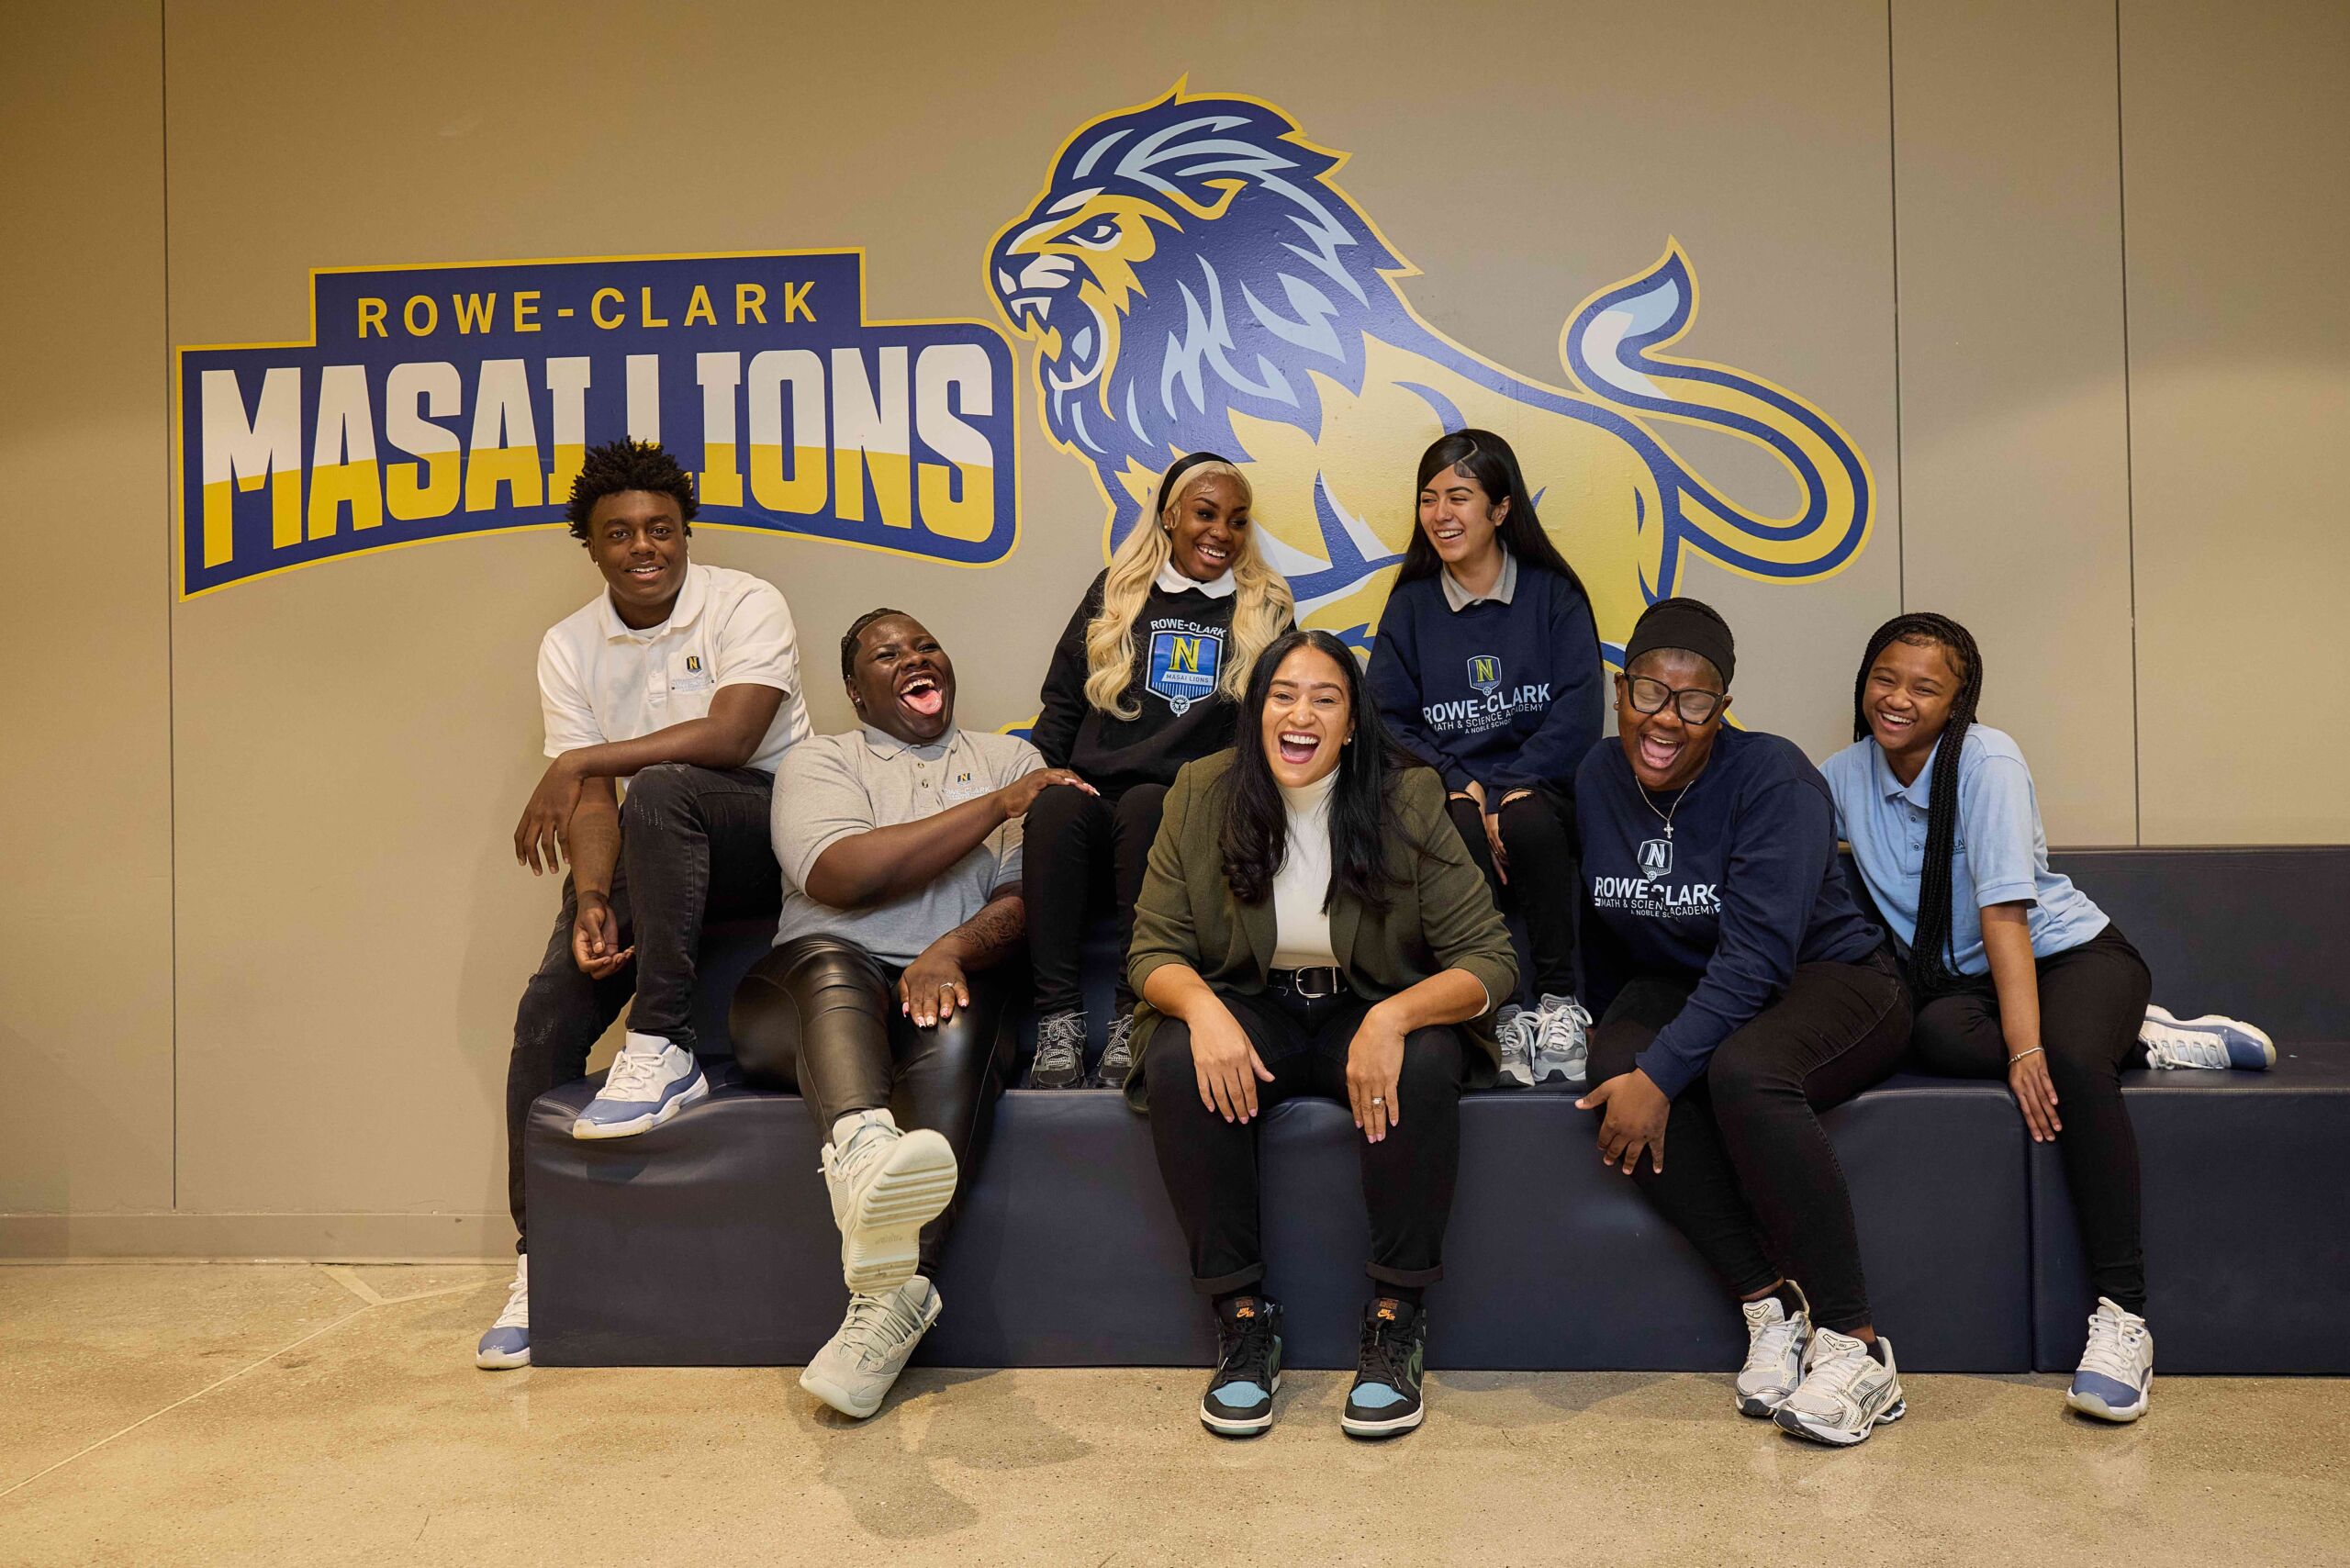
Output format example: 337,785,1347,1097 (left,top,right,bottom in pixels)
988,85,1874,658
